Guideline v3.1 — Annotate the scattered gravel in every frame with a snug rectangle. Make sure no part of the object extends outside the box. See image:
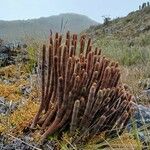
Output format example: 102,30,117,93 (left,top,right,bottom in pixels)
0,97,20,115
20,85,32,96
0,135,39,150
0,134,56,150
